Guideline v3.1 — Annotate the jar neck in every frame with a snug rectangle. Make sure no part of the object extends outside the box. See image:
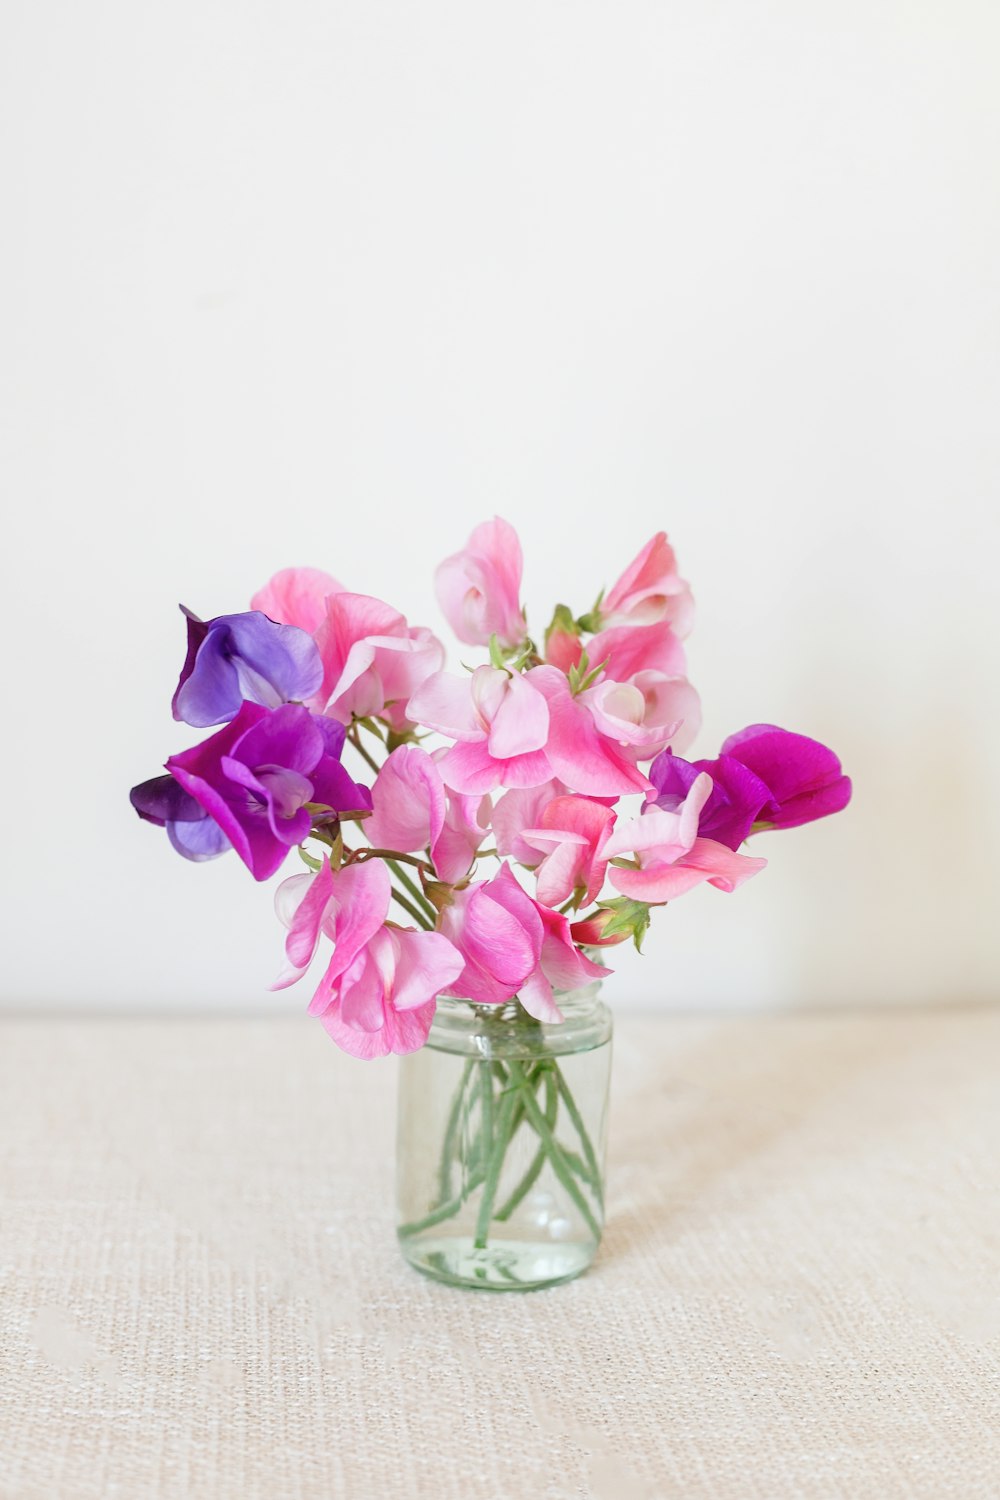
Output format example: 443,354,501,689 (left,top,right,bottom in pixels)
428,985,611,1059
